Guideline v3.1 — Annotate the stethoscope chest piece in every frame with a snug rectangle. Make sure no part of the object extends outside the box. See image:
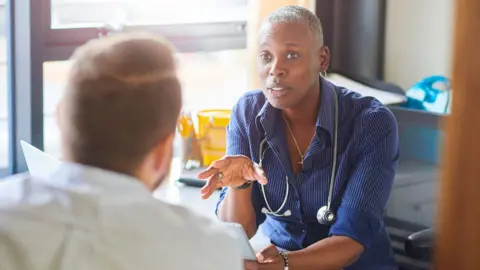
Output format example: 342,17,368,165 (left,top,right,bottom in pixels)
316,205,335,225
